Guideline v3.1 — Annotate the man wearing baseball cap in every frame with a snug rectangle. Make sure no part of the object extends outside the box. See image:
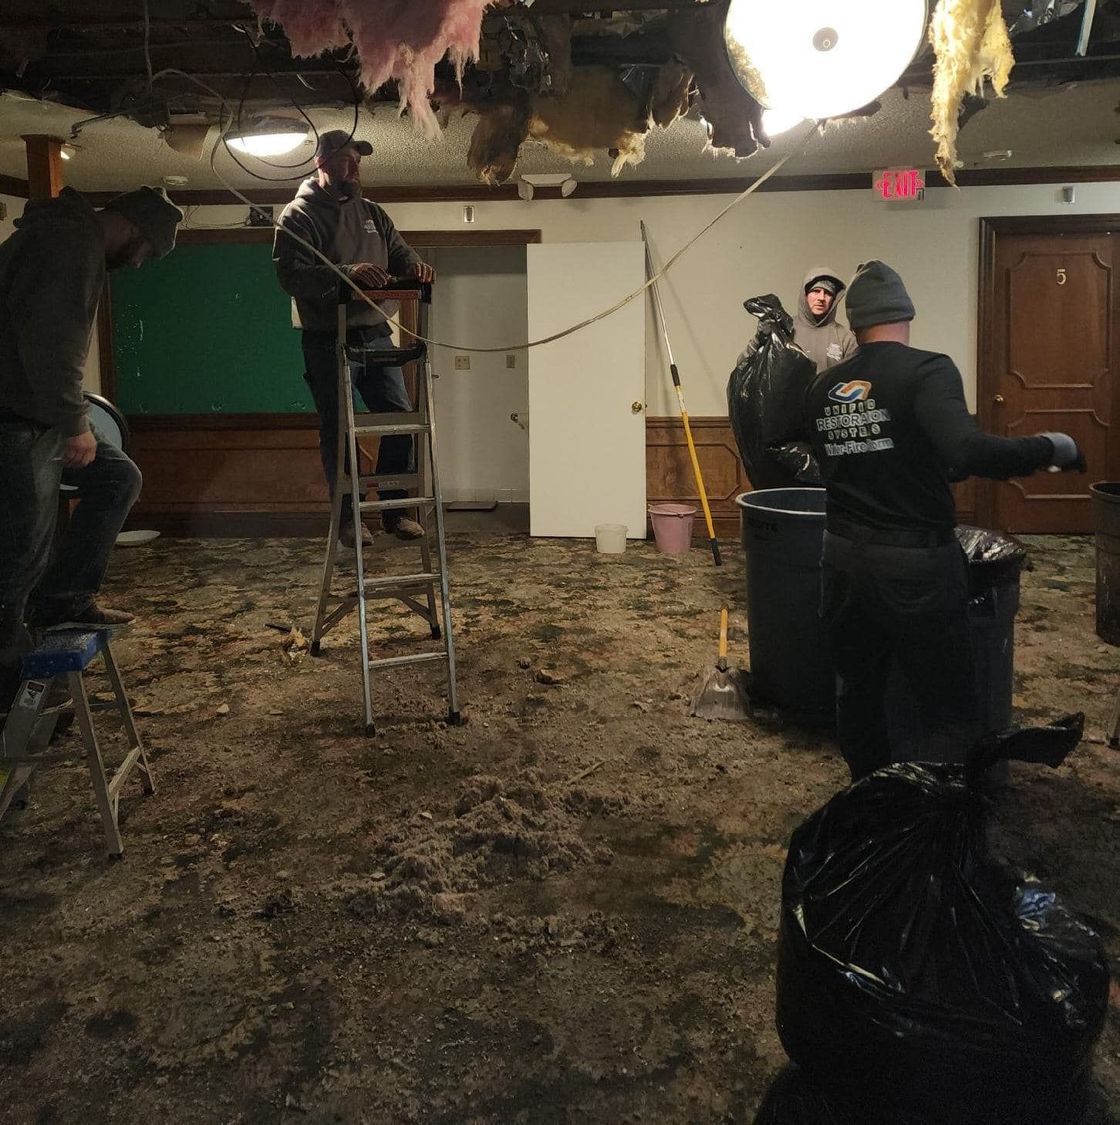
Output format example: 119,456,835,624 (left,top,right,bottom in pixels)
801,260,1085,780
794,266,856,372
274,129,434,545
0,184,183,712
